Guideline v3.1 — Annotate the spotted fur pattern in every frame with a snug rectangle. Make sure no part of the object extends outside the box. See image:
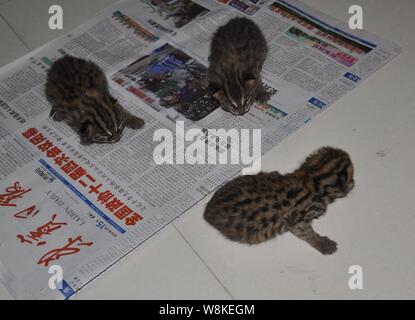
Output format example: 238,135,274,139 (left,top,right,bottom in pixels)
45,56,144,145
208,17,270,115
204,147,355,255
